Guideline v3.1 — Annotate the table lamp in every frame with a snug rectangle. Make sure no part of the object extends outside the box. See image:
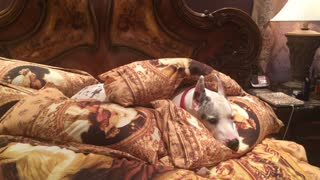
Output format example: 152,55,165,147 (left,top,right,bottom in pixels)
271,0,320,89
